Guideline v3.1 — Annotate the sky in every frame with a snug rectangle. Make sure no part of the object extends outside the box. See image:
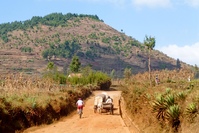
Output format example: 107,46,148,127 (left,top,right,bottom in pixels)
0,0,199,66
